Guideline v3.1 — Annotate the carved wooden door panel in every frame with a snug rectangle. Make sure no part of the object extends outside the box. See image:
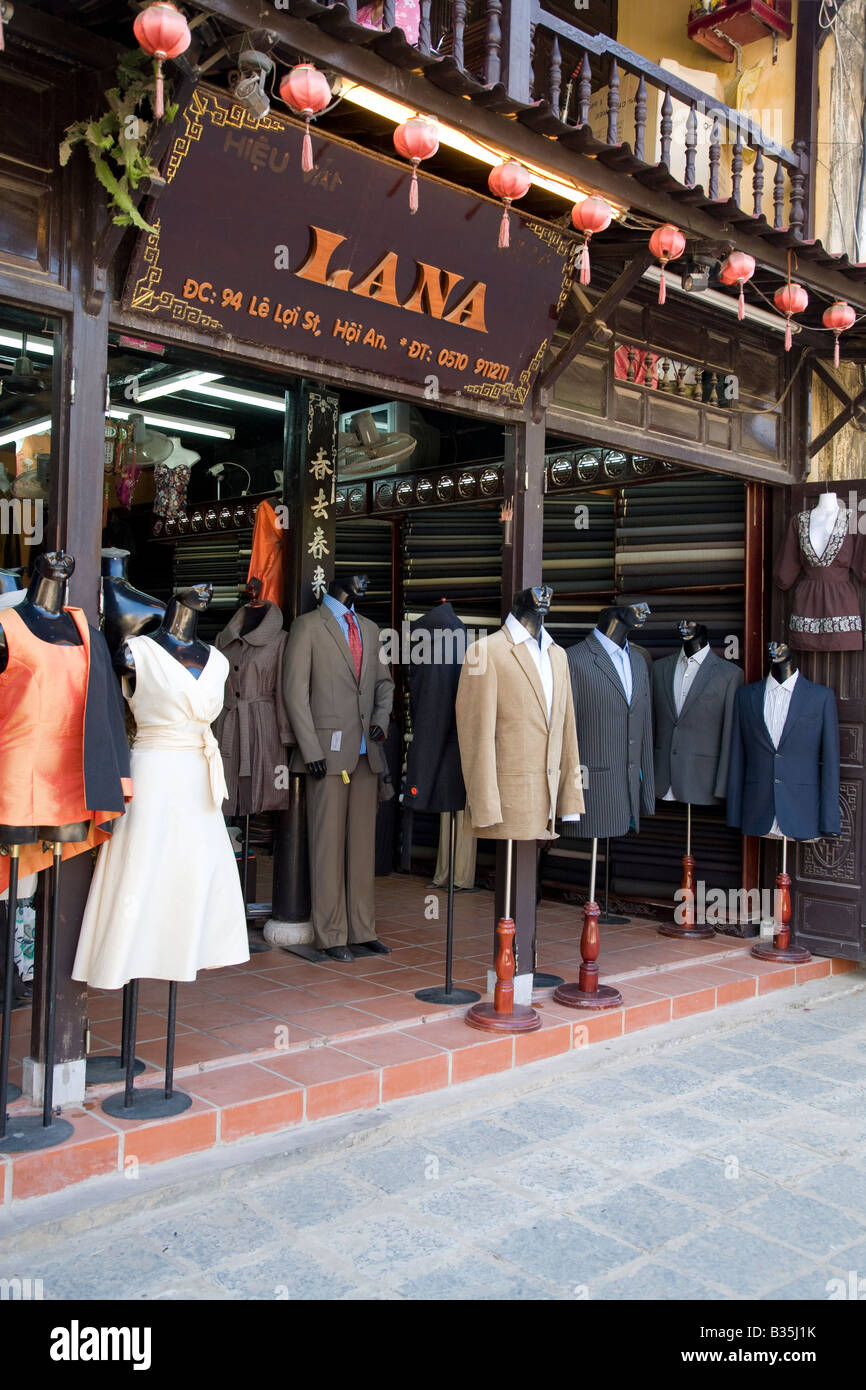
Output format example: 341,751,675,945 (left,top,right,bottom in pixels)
772,481,866,962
